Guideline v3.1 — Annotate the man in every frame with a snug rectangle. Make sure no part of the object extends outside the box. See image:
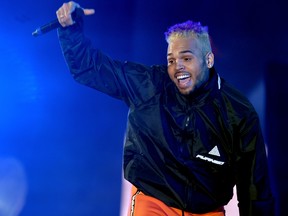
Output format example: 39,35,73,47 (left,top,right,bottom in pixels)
56,2,274,215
